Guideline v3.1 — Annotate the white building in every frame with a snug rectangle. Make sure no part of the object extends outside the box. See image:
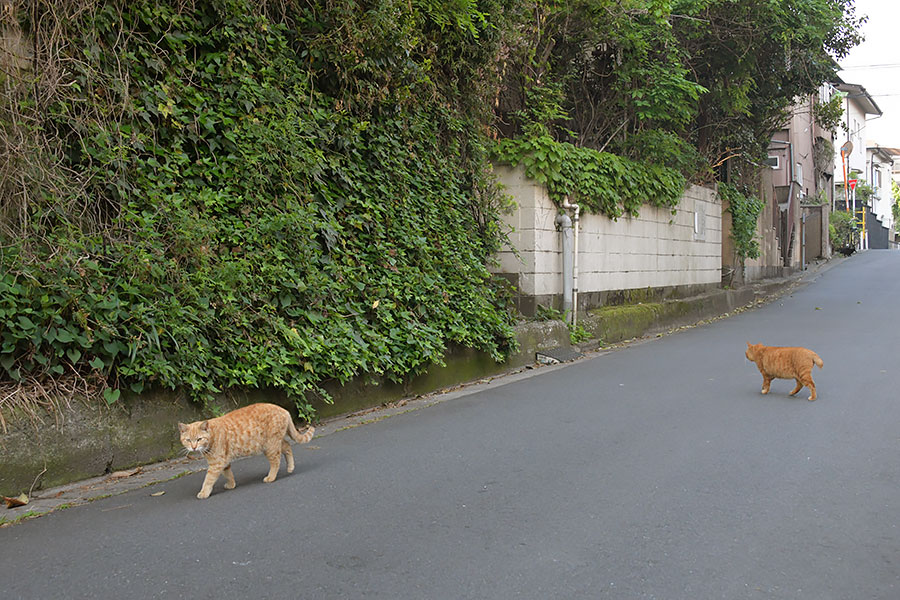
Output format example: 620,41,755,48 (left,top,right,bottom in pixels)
866,144,894,231
833,82,882,212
